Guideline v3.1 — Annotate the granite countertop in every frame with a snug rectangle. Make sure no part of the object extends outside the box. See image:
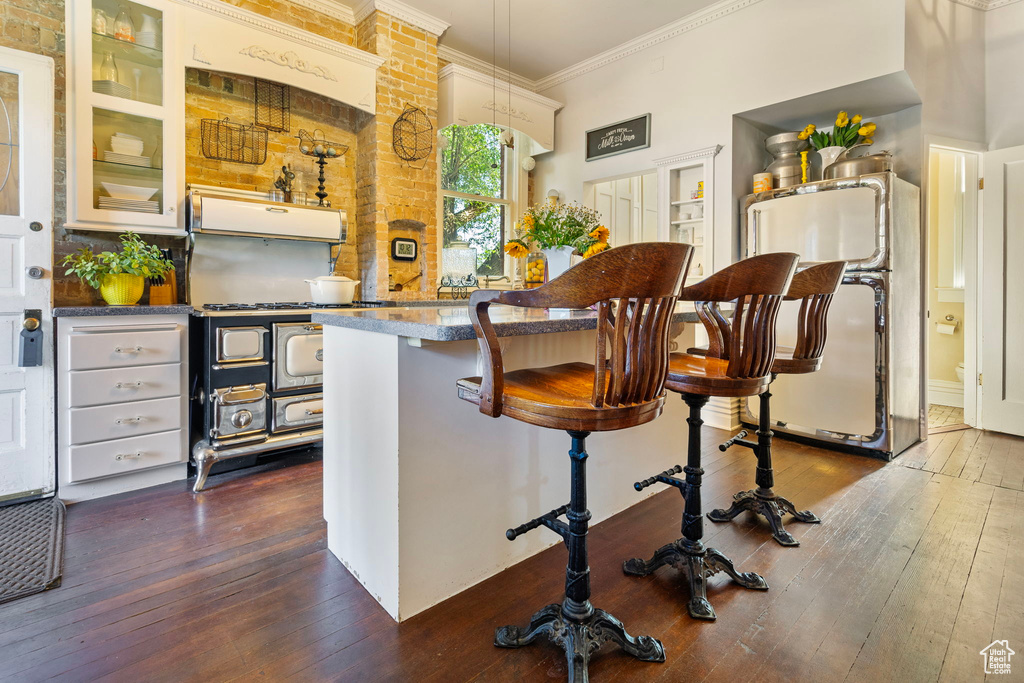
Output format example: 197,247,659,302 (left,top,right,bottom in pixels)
313,304,701,342
52,305,196,317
